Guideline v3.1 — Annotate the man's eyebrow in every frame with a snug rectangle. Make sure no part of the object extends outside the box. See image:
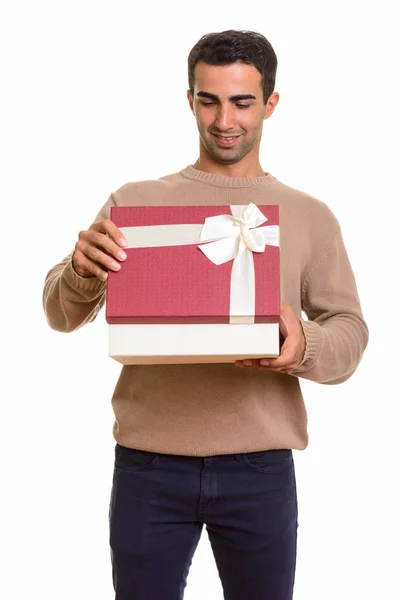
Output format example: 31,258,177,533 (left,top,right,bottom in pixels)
197,91,256,101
